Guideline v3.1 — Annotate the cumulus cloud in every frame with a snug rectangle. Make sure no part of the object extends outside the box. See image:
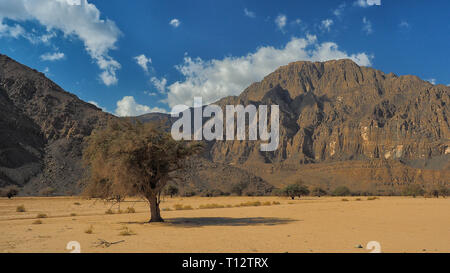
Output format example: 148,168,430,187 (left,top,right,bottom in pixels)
169,18,180,28
362,17,373,34
354,0,381,7
40,52,65,61
0,0,122,86
320,19,333,32
134,54,152,73
166,35,373,107
275,14,287,31
244,8,256,18
115,96,167,117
